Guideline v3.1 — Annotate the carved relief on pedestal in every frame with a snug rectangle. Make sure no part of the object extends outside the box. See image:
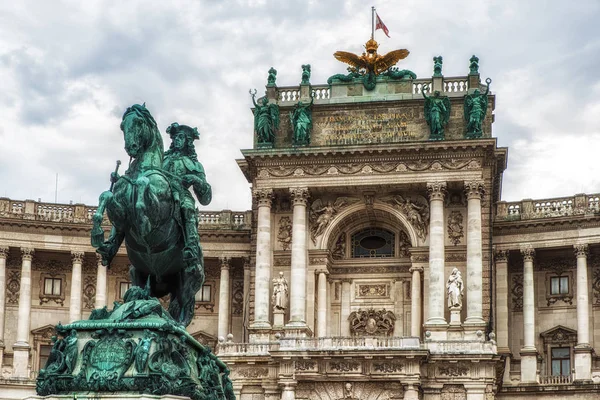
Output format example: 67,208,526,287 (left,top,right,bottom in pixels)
348,308,396,336
277,216,292,251
447,210,464,246
381,194,429,240
511,274,523,312
309,197,361,244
